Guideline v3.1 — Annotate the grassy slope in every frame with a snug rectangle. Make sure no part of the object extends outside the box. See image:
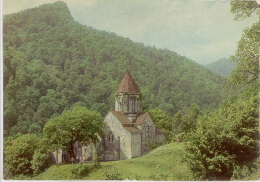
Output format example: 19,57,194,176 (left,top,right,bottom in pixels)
33,143,190,180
